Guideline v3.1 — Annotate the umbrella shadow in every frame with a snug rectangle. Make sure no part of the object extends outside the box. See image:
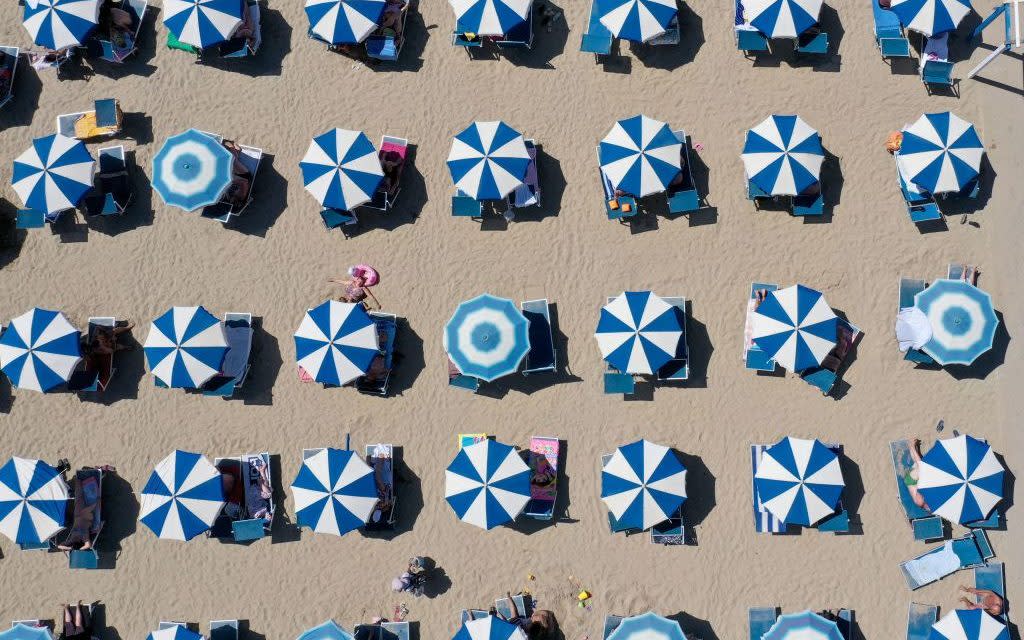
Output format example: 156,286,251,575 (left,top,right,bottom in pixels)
239,317,282,406
223,154,288,237
994,452,1014,520
269,453,302,544
666,611,720,640
802,148,842,224
0,59,43,131
946,310,1009,380
630,2,704,70
501,303,583,396
86,149,157,237
386,317,425,397
501,0,569,69
0,375,13,414
936,155,997,221
836,451,865,535
0,201,27,270
421,559,452,599
798,3,844,73
79,321,145,405
504,144,565,224
361,446,424,540
676,451,715,528
661,304,712,389
96,470,139,568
